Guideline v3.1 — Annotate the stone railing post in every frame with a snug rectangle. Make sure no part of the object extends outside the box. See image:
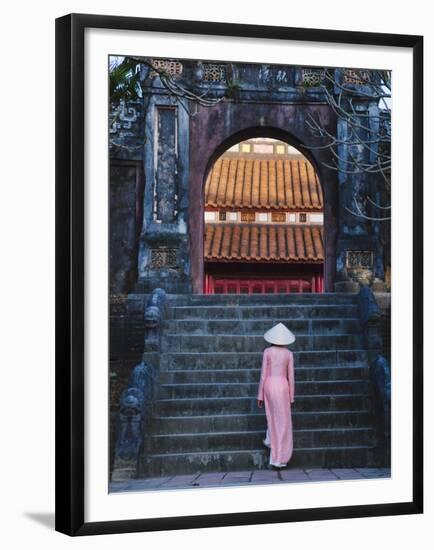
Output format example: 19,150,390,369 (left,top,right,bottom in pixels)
111,288,167,480
111,362,153,480
144,287,167,351
357,285,391,466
